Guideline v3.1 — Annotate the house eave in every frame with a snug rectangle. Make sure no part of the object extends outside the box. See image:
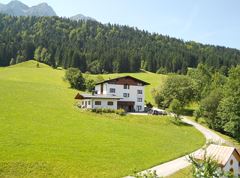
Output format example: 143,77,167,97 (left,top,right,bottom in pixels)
75,93,122,100
95,75,150,86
